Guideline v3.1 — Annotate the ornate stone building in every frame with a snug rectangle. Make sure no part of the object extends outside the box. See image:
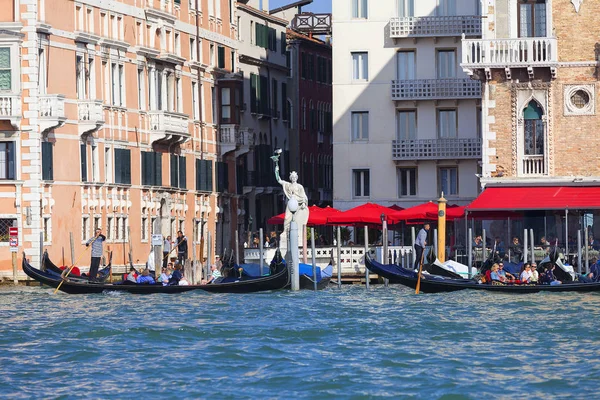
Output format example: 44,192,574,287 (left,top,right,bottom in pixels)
0,0,237,277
